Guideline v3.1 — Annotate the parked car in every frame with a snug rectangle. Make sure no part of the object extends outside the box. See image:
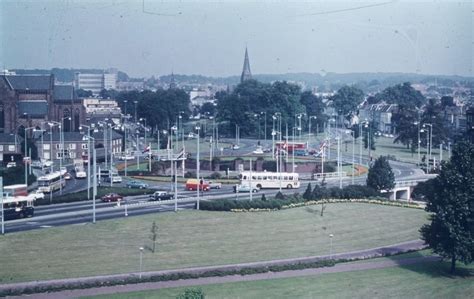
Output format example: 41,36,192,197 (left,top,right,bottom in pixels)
126,180,149,189
64,173,72,180
208,181,222,189
252,146,264,154
233,184,259,193
104,174,123,184
149,191,173,201
101,193,123,202
32,190,45,200
232,144,240,150
6,162,16,168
